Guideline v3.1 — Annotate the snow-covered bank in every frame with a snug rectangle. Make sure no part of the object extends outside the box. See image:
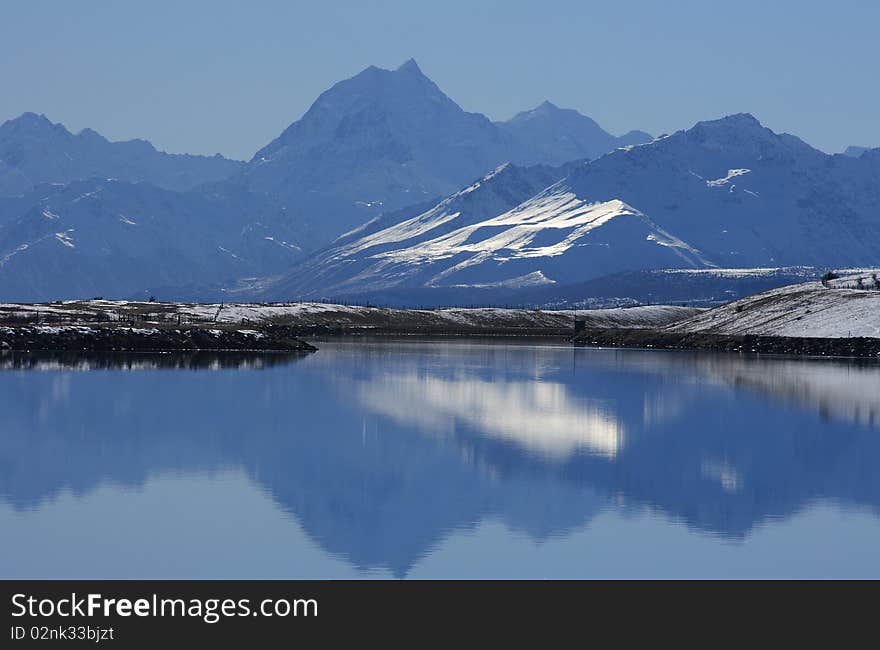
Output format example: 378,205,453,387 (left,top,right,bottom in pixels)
667,273,880,339
0,301,701,333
